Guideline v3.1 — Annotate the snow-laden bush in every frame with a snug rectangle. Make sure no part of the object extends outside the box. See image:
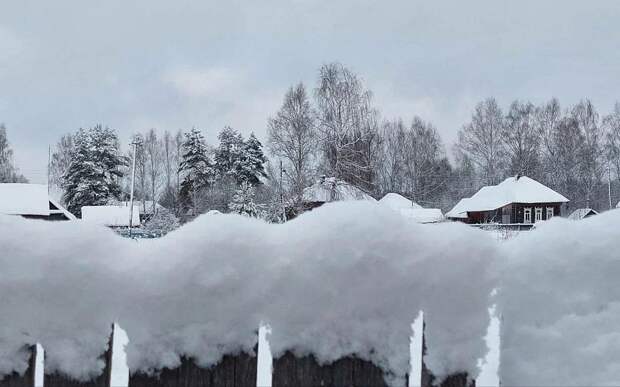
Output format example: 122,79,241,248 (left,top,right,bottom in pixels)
0,202,497,385
143,207,180,236
497,210,620,385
